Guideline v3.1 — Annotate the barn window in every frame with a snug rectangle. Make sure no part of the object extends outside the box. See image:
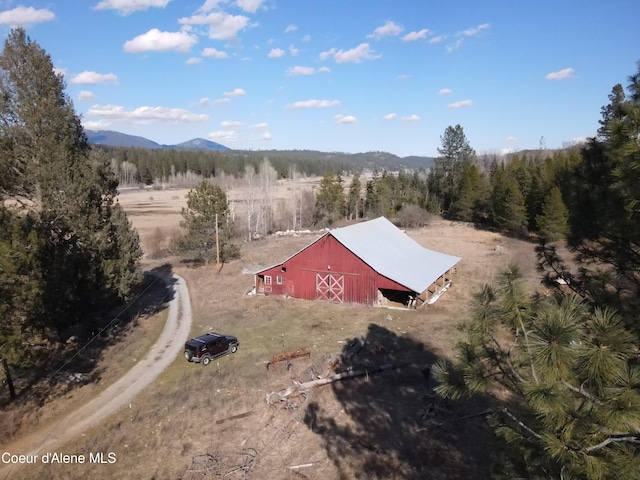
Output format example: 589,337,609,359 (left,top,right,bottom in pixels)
281,267,287,272
265,276,272,285
276,276,283,285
